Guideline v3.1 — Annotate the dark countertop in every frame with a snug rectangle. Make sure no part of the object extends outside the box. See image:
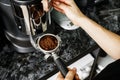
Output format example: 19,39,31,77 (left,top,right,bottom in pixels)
0,27,96,80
